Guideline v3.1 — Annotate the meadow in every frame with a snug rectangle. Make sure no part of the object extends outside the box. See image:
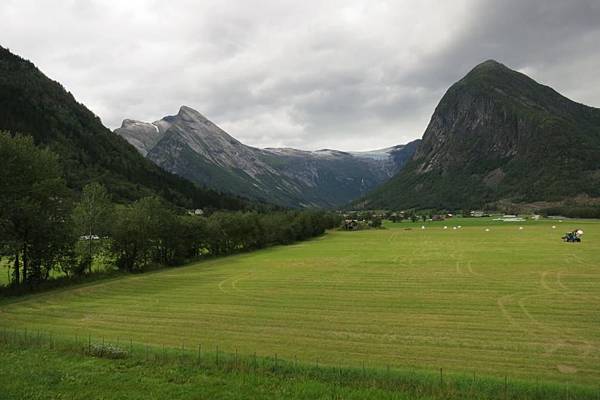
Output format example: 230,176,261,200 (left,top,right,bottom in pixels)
1,217,599,393
0,262,9,286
